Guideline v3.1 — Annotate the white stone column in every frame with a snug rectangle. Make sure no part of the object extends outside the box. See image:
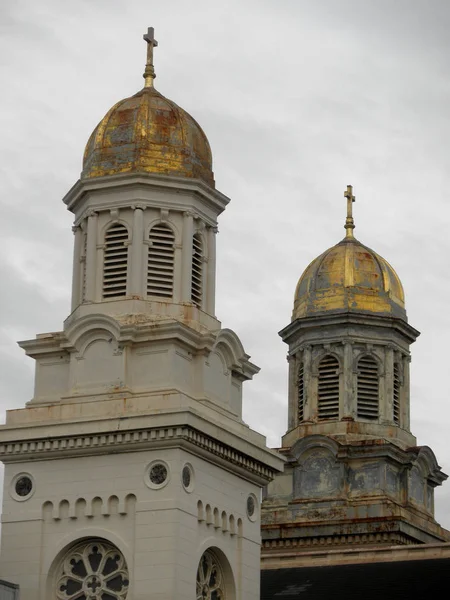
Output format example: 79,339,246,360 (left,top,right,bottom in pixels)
85,210,98,302
206,225,217,316
181,211,194,302
71,225,83,311
130,205,145,297
384,346,394,424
